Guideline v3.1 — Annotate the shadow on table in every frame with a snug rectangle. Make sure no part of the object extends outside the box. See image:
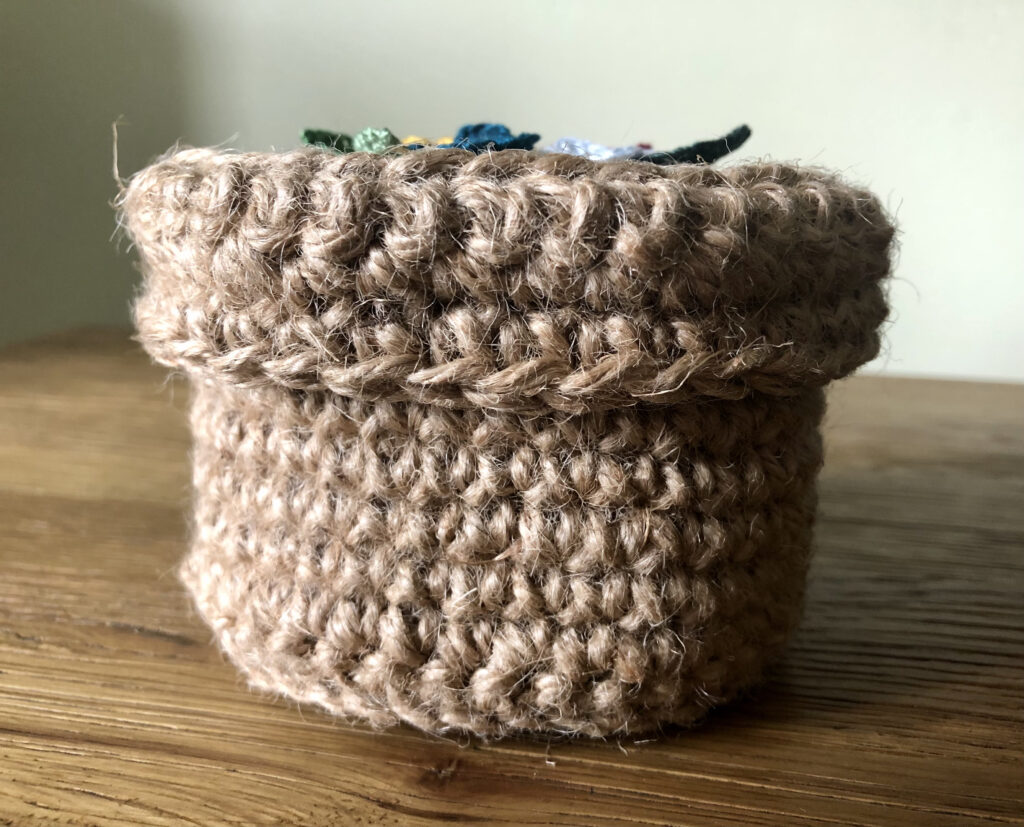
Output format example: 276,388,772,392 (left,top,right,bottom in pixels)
681,467,1023,741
